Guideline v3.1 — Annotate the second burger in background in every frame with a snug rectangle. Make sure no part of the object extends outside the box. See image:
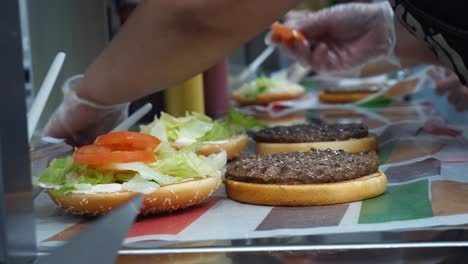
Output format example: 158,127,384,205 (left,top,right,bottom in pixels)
318,82,385,104
233,76,305,106
141,109,259,159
